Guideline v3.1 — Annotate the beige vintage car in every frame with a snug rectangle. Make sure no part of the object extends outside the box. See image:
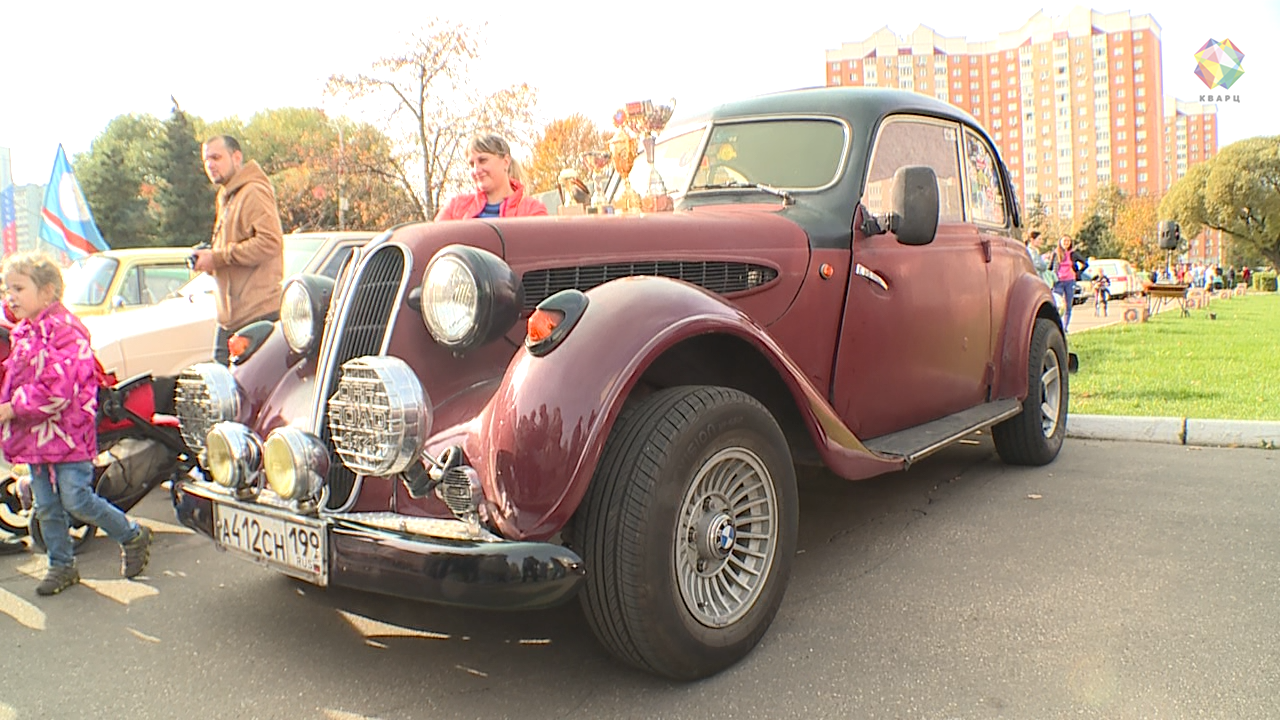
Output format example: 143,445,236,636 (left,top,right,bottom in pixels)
84,232,373,380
